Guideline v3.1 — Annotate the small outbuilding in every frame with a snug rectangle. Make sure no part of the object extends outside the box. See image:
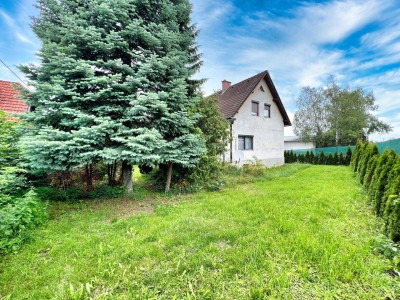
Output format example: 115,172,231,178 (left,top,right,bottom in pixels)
284,136,316,151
